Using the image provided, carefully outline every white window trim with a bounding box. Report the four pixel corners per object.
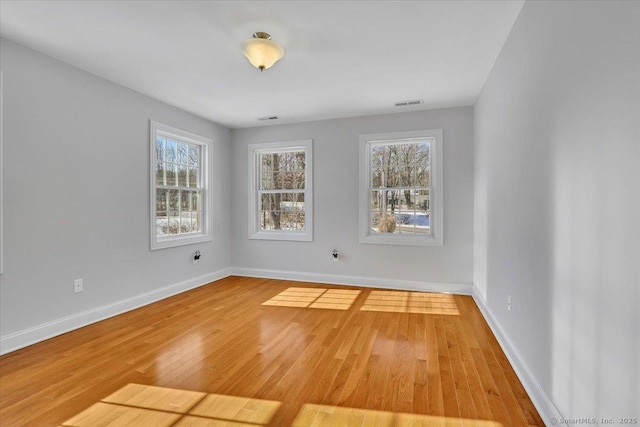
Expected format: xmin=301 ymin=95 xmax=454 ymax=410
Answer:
xmin=359 ymin=129 xmax=443 ymax=247
xmin=149 ymin=120 xmax=213 ymax=250
xmin=248 ymin=139 xmax=313 ymax=241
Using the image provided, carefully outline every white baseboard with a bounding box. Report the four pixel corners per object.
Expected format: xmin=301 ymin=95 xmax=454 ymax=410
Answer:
xmin=231 ymin=267 xmax=473 ymax=295
xmin=471 ymin=287 xmax=562 ymax=426
xmin=0 ymin=268 xmax=231 ymax=355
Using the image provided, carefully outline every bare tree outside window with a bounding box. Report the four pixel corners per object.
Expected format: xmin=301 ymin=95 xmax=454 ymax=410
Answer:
xmin=249 ymin=139 xmax=313 ymax=242
xmin=154 ymin=136 xmax=202 ymax=237
xmin=259 ymin=150 xmax=306 ymax=231
xmin=370 ymin=139 xmax=431 ymax=235
xmin=150 ymin=121 xmax=212 ymax=250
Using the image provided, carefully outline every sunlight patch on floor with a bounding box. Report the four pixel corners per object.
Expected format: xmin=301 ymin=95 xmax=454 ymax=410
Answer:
xmin=360 ymin=291 xmax=460 ymax=315
xmin=262 ymin=287 xmax=361 ymax=310
xmin=61 ymin=383 xmax=280 ymax=427
xmin=292 ymin=404 xmax=502 ymax=427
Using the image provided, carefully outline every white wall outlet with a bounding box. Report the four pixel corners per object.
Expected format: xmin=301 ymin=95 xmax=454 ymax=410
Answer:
xmin=74 ymin=278 xmax=83 ymax=293
xmin=507 ymin=295 xmax=512 ymax=312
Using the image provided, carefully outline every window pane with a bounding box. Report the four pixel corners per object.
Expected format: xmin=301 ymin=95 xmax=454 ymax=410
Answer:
xmin=155 ymin=137 xmax=165 ymax=162
xmin=292 ymin=192 xmax=305 ymax=212
xmin=385 ymin=189 xmax=401 ymax=212
xmin=167 ymin=212 xmax=180 ymax=235
xmin=260 ymin=160 xmax=280 ymax=189
xmin=295 ymin=171 xmax=305 ymax=189
xmin=371 ymin=141 xmax=430 ymax=189
xmin=398 ymin=189 xmax=415 ymax=211
xmin=155 ymin=163 xmax=165 ymax=186
xmin=166 ymin=140 xmax=177 ymax=163
xmin=180 ymin=190 xmax=191 ymax=211
xmin=189 ymin=146 xmax=199 ymax=167
xmin=177 ymin=142 xmax=188 ymax=164
xmin=280 ymin=210 xmax=294 ymax=230
xmin=156 ymin=188 xmax=168 ymax=212
xmin=178 ymin=165 xmax=188 ymax=187
xmin=192 ymin=191 xmax=200 ymax=211
xmin=397 ymin=167 xmax=411 ymax=186
xmin=261 ymin=210 xmax=274 ymax=230
xmin=192 ymin=211 xmax=202 ymax=233
xmin=180 ymin=212 xmax=192 ymax=233
xmin=371 ymin=211 xmax=398 ymax=234
xmin=371 ymin=167 xmax=382 ymax=188
xmin=260 ymin=170 xmax=274 ymax=190
xmin=281 ymin=171 xmax=295 ymax=189
xmin=294 ymin=151 xmax=305 ymax=171
xmin=169 ymin=189 xmax=179 ymax=210
xmin=259 ymin=192 xmax=289 ymax=230
xmin=188 ymin=167 xmax=198 ymax=188
xmin=294 ymin=212 xmax=305 ymax=230
xmin=418 ymin=189 xmax=430 ymax=213
xmin=156 ymin=216 xmax=167 ymax=236
xmin=260 ymin=193 xmax=273 ymax=211
xmin=260 ymin=151 xmax=306 ymax=190
xmin=417 ymin=165 xmax=430 ymax=187
xmin=166 ymin=164 xmax=177 ymax=186
xmin=417 ymin=141 xmax=430 ymax=164
xmin=396 ymin=195 xmax=431 ymax=234
xmin=371 ymin=145 xmax=384 ymax=188
xmin=260 ymin=154 xmax=278 ymax=190
xmin=371 ymin=190 xmax=383 ymax=210
xmin=261 ymin=153 xmax=272 ymax=174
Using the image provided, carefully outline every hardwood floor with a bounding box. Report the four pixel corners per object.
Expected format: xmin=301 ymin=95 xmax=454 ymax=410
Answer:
xmin=0 ymin=276 xmax=544 ymax=426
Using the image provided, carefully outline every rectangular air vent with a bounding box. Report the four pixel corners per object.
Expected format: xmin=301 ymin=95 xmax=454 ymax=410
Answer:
xmin=257 ymin=116 xmax=279 ymax=121
xmin=394 ymin=99 xmax=423 ymax=107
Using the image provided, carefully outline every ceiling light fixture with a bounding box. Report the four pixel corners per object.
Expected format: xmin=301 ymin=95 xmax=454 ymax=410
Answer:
xmin=242 ymin=32 xmax=285 ymax=71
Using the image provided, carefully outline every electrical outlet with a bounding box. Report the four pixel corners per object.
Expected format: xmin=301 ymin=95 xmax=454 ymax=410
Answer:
xmin=74 ymin=278 xmax=83 ymax=293
xmin=507 ymin=295 xmax=512 ymax=312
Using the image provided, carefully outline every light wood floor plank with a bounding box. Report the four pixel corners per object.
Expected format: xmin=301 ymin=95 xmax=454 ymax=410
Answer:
xmin=0 ymin=276 xmax=543 ymax=426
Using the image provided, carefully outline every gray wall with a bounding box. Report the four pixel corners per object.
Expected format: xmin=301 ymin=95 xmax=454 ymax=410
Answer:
xmin=0 ymin=38 xmax=232 ymax=337
xmin=231 ymin=108 xmax=474 ymax=287
xmin=474 ymin=0 xmax=639 ymax=420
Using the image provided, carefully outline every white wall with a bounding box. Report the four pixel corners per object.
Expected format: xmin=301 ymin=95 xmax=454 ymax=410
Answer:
xmin=231 ymin=108 xmax=474 ymax=290
xmin=0 ymin=38 xmax=232 ymax=349
xmin=474 ymin=0 xmax=639 ymax=422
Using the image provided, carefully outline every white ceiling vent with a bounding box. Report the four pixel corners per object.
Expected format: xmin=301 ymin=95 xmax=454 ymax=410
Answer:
xmin=257 ymin=116 xmax=279 ymax=121
xmin=394 ymin=99 xmax=424 ymax=107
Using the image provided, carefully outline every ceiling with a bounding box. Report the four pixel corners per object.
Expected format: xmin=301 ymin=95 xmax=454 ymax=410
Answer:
xmin=0 ymin=1 xmax=524 ymax=129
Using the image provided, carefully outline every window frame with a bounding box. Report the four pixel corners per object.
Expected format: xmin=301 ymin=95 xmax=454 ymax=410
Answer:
xmin=149 ymin=120 xmax=212 ymax=250
xmin=359 ymin=129 xmax=443 ymax=247
xmin=248 ymin=139 xmax=313 ymax=242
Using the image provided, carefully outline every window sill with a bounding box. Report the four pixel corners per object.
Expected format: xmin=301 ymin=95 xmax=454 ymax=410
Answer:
xmin=249 ymin=230 xmax=313 ymax=242
xmin=360 ymin=233 xmax=442 ymax=247
xmin=151 ymin=233 xmax=212 ymax=250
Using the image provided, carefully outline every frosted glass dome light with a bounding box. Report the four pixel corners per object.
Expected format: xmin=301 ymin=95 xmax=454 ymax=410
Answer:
xmin=242 ymin=32 xmax=285 ymax=71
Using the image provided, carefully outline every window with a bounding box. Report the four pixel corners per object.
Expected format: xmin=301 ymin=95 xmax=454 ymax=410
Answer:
xmin=150 ymin=121 xmax=212 ymax=250
xmin=359 ymin=130 xmax=443 ymax=246
xmin=248 ymin=140 xmax=313 ymax=241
